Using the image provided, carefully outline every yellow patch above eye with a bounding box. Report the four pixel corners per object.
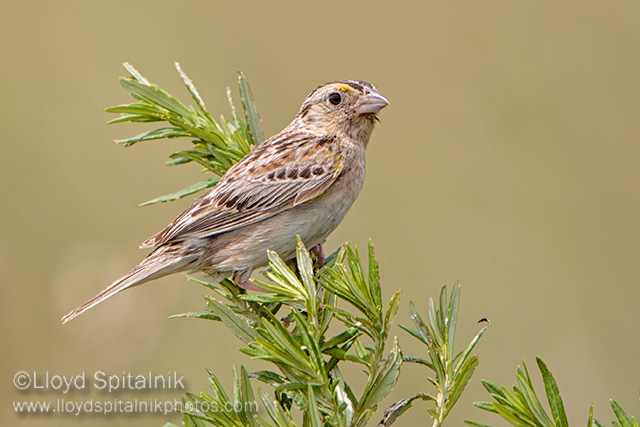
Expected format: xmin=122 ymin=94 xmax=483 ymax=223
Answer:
xmin=335 ymin=83 xmax=355 ymax=92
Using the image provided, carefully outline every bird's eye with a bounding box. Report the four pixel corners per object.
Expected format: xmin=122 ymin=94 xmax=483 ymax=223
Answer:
xmin=328 ymin=92 xmax=342 ymax=105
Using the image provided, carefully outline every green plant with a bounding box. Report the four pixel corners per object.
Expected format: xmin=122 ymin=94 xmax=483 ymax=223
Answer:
xmin=167 ymin=240 xmax=401 ymax=427
xmin=106 ymin=62 xmax=259 ymax=206
xmin=466 ymin=357 xmax=639 ymax=427
xmin=107 ymin=63 xmax=487 ymax=427
xmin=164 ymin=248 xmax=487 ymax=427
xmin=398 ymin=284 xmax=488 ymax=427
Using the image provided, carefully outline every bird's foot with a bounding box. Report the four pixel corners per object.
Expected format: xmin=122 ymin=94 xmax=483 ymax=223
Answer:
xmin=235 ymin=279 xmax=264 ymax=292
xmin=232 ymin=271 xmax=265 ymax=292
xmin=311 ymin=243 xmax=325 ymax=269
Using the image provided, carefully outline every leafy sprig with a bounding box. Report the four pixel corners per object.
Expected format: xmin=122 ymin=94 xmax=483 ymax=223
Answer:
xmin=106 ymin=63 xmax=260 ymax=206
xmin=392 ymin=284 xmax=488 ymax=427
xmin=168 ymin=240 xmax=401 ymax=427
xmin=467 ymin=357 xmax=639 ymax=427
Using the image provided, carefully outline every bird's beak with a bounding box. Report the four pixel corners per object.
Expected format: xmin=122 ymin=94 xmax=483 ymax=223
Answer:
xmin=355 ymin=89 xmax=389 ymax=115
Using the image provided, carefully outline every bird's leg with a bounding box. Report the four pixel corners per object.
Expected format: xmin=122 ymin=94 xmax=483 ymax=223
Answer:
xmin=232 ymin=270 xmax=264 ymax=292
xmin=311 ymin=243 xmax=326 ymax=269
xmin=285 ymin=258 xmax=297 ymax=271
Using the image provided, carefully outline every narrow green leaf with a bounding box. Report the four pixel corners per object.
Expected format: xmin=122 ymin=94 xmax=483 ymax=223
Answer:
xmin=256 ymin=388 xmax=279 ymax=427
xmin=454 ymin=322 xmax=488 ymax=374
xmin=257 ymin=388 xmax=298 ymax=427
xmin=290 ymin=309 xmax=325 ymax=376
xmin=407 ymin=302 xmax=432 ymax=346
xmin=240 ymin=293 xmax=295 ymax=304
xmin=324 ymin=246 xmax=343 ymax=268
xmin=207 ymin=298 xmax=256 ymax=344
xmin=266 ymin=250 xmax=305 ymax=295
xmin=140 ymin=177 xmax=220 ymax=206
xmin=165 ymin=156 xmax=197 ymax=167
xmin=322 ymin=307 xmax=373 ymax=339
xmin=358 ymin=338 xmax=402 ymax=411
xmin=536 ymin=357 xmax=568 ymax=427
xmin=353 ymin=339 xmax=370 ymax=363
xmin=186 ymin=275 xmax=230 ymax=296
xmin=439 ymin=284 xmax=448 ymax=338
xmin=480 ymin=380 xmax=503 ymax=397
xmin=320 ymin=272 xmax=370 ymax=319
xmin=105 ymin=102 xmax=166 ymax=117
xmin=319 ymin=290 xmax=336 ymax=335
xmin=321 ymin=328 xmax=359 ymax=351
xmin=611 ymin=399 xmax=634 ymax=427
xmin=306 ymin=385 xmax=323 ymax=427
xmin=183 ymin=413 xmax=213 ymax=426
xmin=587 ymin=405 xmax=594 ymax=427
xmin=377 ymin=393 xmax=432 ymax=427
xmin=257 ymin=311 xmax=319 ymax=378
xmin=238 ymin=72 xmax=263 ymax=145
xmin=236 ymin=366 xmax=258 ymax=427
xmin=121 ymin=78 xmax=194 ymax=120
xmin=426 ymin=297 xmax=444 ymax=348
xmin=516 ymin=371 xmax=553 ymax=427
xmin=401 ymin=356 xmax=434 ymax=369
xmin=107 ymin=114 xmax=163 ymax=124
xmin=115 ymin=127 xmax=191 ymax=146
xmin=325 ymin=338 xmax=356 ymax=373
xmin=427 ymin=341 xmax=446 ymax=385
xmin=367 ymin=241 xmax=382 ymax=308
xmin=520 ymin=362 xmax=534 ymax=388
xmin=168 ymin=312 xmax=221 ymax=321
xmin=492 ymin=401 xmax=534 ymax=427
xmin=399 ymin=324 xmax=429 ymax=346
xmin=345 ymin=245 xmax=370 ymax=308
xmin=495 ymin=390 xmax=534 ymax=423
xmin=473 ymin=401 xmax=497 ymax=413
xmin=464 ymin=421 xmax=494 ymax=427
xmin=448 ymin=282 xmax=461 ymax=360
xmin=323 ymin=347 xmax=368 ymax=365
xmin=169 ymin=151 xmax=220 ymax=173
xmin=384 ymin=290 xmax=401 ymax=334
xmin=448 ymin=355 xmax=479 ymax=413
xmin=294 ymin=237 xmax=318 ymax=328
xmin=248 ymin=370 xmax=285 ymax=386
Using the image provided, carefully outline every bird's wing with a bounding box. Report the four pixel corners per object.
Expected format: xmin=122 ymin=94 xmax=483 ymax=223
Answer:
xmin=140 ymin=135 xmax=345 ymax=248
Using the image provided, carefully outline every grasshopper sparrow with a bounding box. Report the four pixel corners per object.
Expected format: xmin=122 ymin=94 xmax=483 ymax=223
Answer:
xmin=62 ymin=80 xmax=388 ymax=323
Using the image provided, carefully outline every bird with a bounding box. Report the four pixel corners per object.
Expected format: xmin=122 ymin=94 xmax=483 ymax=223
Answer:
xmin=61 ymin=80 xmax=389 ymax=324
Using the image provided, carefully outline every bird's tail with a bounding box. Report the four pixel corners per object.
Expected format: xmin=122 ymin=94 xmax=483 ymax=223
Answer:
xmin=61 ymin=245 xmax=198 ymax=324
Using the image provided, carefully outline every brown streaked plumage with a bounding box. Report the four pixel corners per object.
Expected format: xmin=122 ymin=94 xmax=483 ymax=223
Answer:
xmin=61 ymin=80 xmax=389 ymax=324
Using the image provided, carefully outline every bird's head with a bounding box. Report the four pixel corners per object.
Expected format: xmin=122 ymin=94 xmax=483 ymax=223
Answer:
xmin=294 ymin=80 xmax=389 ymax=142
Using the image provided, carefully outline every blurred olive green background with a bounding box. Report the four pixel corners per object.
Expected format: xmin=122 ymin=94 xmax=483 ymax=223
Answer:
xmin=2 ymin=1 xmax=639 ymax=426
